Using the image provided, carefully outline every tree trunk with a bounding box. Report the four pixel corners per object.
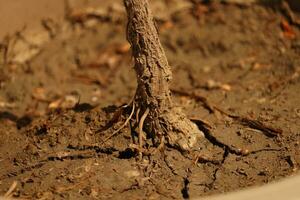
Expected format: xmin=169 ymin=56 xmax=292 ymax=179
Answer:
xmin=124 ymin=0 xmax=203 ymax=151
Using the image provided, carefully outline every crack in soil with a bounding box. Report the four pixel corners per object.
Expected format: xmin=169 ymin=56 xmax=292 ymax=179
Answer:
xmin=194 ymin=120 xmax=248 ymax=156
xmin=181 ymin=168 xmax=191 ymax=199
xmin=0 ymin=162 xmax=44 ymax=180
xmin=163 ymin=152 xmax=193 ymax=199
xmin=0 ymin=145 xmax=119 ymax=180
xmin=67 ymin=144 xmax=117 ymax=155
xmin=46 ymin=151 xmax=97 ymax=161
xmin=206 ymin=149 xmax=229 ymax=189
xmin=163 ymin=154 xmax=182 ymax=177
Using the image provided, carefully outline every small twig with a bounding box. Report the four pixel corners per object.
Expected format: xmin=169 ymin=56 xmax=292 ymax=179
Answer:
xmin=194 ymin=154 xmax=222 ymax=165
xmin=189 ymin=118 xmax=213 ymax=129
xmin=4 ymin=181 xmax=18 ymax=198
xmin=102 ymin=103 xmax=135 ymax=143
xmin=285 ymin=155 xmax=298 ymax=172
xmin=229 ymin=115 xmax=282 ymax=137
xmin=282 ymin=1 xmax=300 ymax=27
xmin=210 ymin=106 xmax=282 ymax=137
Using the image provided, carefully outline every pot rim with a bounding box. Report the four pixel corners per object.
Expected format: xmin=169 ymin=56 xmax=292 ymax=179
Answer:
xmin=199 ymin=173 xmax=300 ymax=200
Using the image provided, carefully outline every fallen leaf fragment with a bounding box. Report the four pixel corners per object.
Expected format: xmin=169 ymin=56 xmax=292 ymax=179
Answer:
xmin=281 ymin=19 xmax=296 ymax=39
xmin=32 ymin=87 xmax=47 ymax=101
xmin=206 ymin=79 xmax=232 ymax=91
xmin=48 ymin=99 xmax=62 ymax=109
xmin=48 ymin=93 xmax=80 ymax=109
xmin=115 ymin=43 xmax=131 ymax=54
xmin=0 ymin=101 xmax=15 ymax=108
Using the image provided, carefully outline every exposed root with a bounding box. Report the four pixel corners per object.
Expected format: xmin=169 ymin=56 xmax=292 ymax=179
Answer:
xmin=230 ymin=116 xmax=282 ymax=137
xmin=135 ymin=108 xmax=140 ymax=124
xmin=173 ymin=89 xmax=282 ymax=138
xmin=100 ymin=100 xmax=204 ymax=156
xmin=138 ymin=108 xmax=150 ymax=149
xmin=125 ymin=103 xmax=205 ymax=155
xmin=126 ymin=106 xmax=205 ymax=156
xmin=161 ymin=107 xmax=205 ymax=151
xmin=102 ymin=103 xmax=135 ymax=144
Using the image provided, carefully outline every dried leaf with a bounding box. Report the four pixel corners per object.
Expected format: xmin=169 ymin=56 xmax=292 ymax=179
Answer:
xmin=220 ymin=84 xmax=232 ymax=91
xmin=32 ymin=87 xmax=47 ymax=101
xmin=281 ymin=19 xmax=296 ymax=39
xmin=48 ymin=99 xmax=63 ymax=109
xmin=0 ymin=101 xmax=15 ymax=108
xmin=48 ymin=92 xmax=80 ymax=110
xmin=206 ymin=79 xmax=232 ymax=91
xmin=115 ymin=43 xmax=131 ymax=54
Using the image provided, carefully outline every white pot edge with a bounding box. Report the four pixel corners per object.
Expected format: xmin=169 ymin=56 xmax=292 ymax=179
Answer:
xmin=198 ymin=173 xmax=300 ymax=200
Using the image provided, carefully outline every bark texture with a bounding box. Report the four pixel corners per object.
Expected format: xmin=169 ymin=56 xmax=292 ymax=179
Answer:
xmin=124 ymin=0 xmax=203 ymax=151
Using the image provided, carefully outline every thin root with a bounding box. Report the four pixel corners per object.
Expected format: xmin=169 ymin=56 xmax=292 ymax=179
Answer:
xmin=138 ymin=108 xmax=150 ymax=149
xmin=136 ymin=108 xmax=140 ymax=124
xmin=102 ymin=103 xmax=135 ymax=144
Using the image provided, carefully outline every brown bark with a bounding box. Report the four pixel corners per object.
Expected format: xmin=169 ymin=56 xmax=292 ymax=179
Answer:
xmin=124 ymin=0 xmax=203 ymax=151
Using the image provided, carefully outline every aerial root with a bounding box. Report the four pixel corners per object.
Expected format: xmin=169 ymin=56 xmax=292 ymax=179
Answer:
xmin=101 ymin=103 xmax=163 ymax=157
xmin=138 ymin=108 xmax=150 ymax=153
xmin=102 ymin=103 xmax=135 ymax=144
xmin=136 ymin=108 xmax=140 ymax=124
xmin=102 ymin=103 xmax=193 ymax=157
xmin=131 ymin=106 xmax=167 ymax=157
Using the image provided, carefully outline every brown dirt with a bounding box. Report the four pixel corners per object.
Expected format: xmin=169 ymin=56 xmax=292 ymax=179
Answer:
xmin=0 ymin=1 xmax=300 ymax=199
